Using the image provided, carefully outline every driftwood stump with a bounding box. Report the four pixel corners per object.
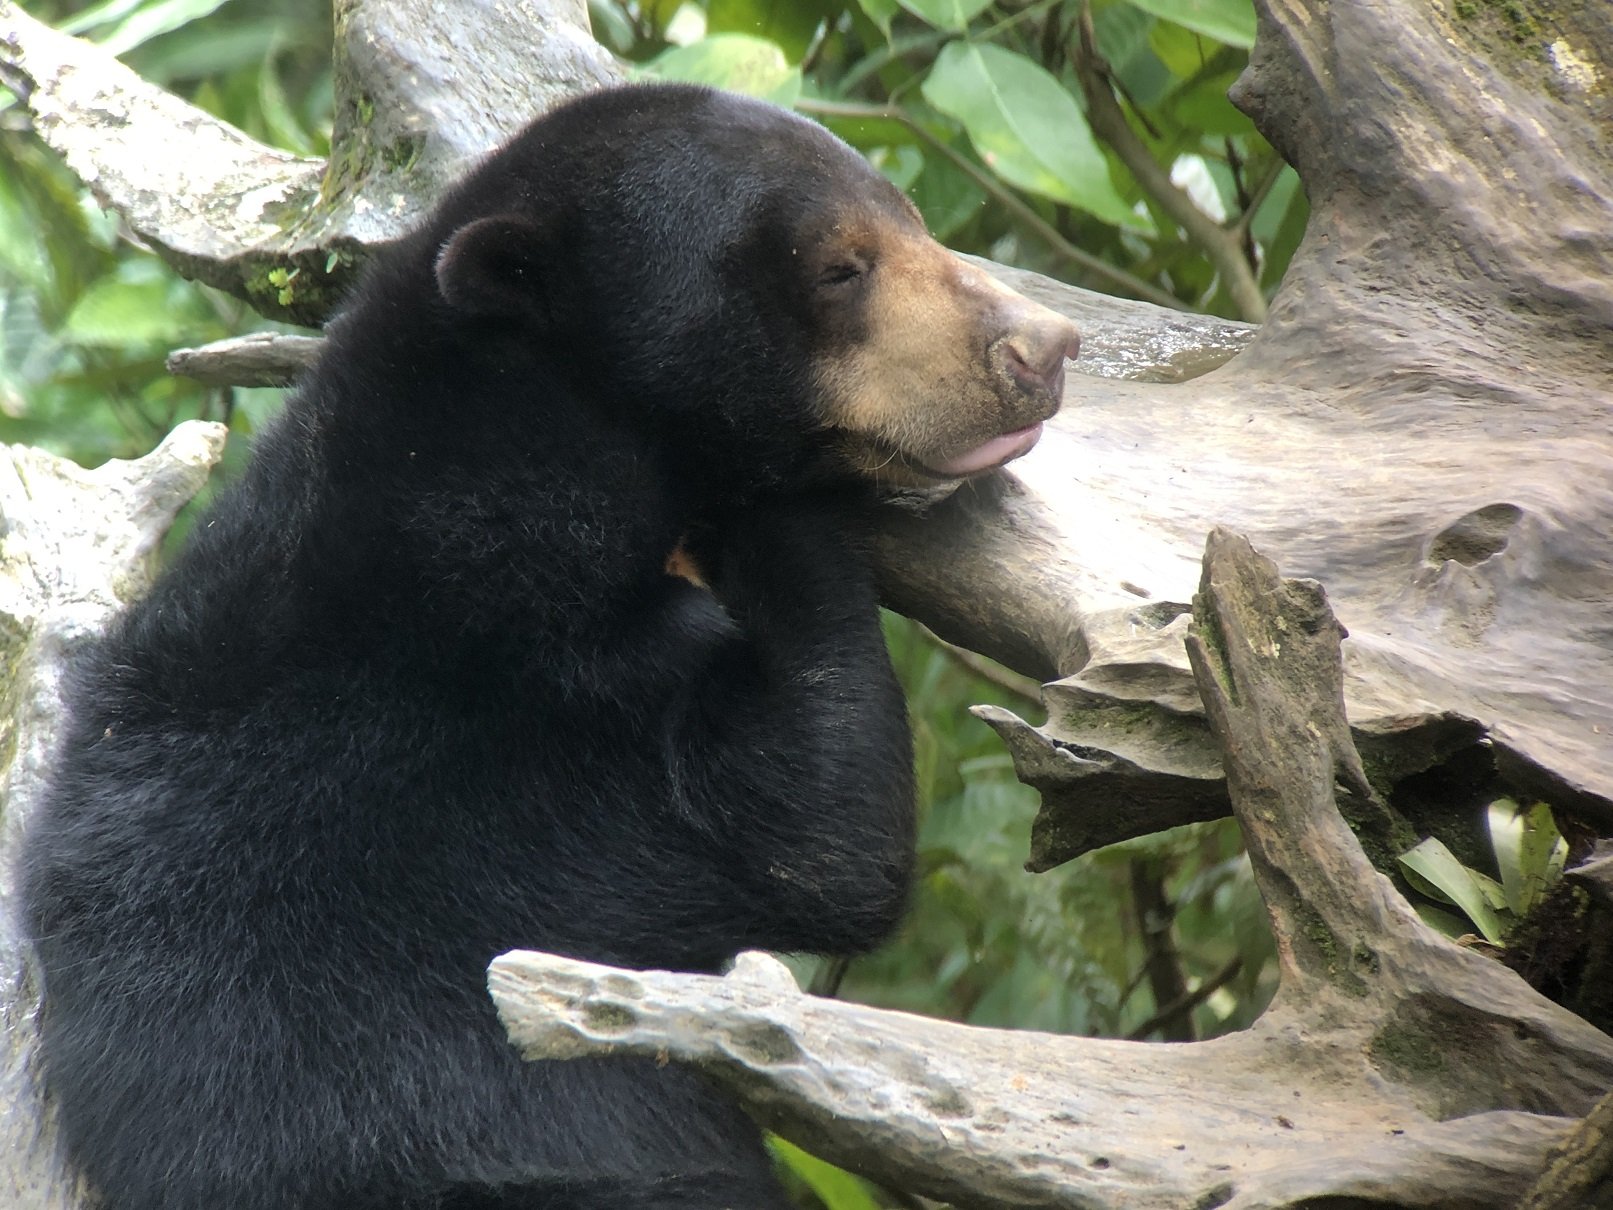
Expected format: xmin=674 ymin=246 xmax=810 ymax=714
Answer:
xmin=873 ymin=0 xmax=1613 ymax=868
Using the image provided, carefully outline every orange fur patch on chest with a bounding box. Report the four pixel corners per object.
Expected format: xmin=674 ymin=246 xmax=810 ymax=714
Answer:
xmin=665 ymin=541 xmax=707 ymax=588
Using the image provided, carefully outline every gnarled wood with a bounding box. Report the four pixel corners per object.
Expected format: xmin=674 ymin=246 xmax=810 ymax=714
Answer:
xmin=0 ymin=425 xmax=228 ymax=1209
xmin=490 ymin=533 xmax=1613 ymax=1209
xmin=875 ymin=0 xmax=1613 ymax=867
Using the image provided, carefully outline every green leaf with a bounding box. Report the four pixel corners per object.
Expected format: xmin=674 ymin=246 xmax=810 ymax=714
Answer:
xmin=867 ymin=144 xmax=925 ymax=192
xmin=1252 ymin=165 xmax=1307 ymax=291
xmin=855 ymin=0 xmax=902 ymax=39
xmin=586 ymin=0 xmax=639 ymax=55
xmin=707 ymin=0 xmax=830 ymax=61
xmin=0 ymin=184 xmax=51 ymax=291
xmin=1168 ymin=68 xmax=1250 ymax=135
xmin=1106 ymin=37 xmax=1173 ymax=109
xmin=257 ymin=53 xmax=318 ymax=157
xmin=909 ymin=148 xmax=980 ymax=240
xmin=59 ymin=0 xmax=148 ymax=37
xmin=61 ymin=277 xmax=191 ymax=347
xmin=898 ymin=0 xmax=994 ymax=31
xmin=1489 ymin=799 xmax=1568 ymax=916
xmin=1398 ymin=837 xmax=1510 ymax=944
xmin=805 ymin=91 xmax=914 ymax=150
xmin=1127 ymin=0 xmax=1257 ymax=49
xmin=95 ymin=0 xmax=236 ymax=58
xmin=1092 ymin=0 xmax=1157 ymax=68
xmin=639 ymin=34 xmax=802 ymax=106
xmin=921 ymin=43 xmax=1137 ymax=227
xmin=127 ymin=18 xmax=283 ymax=84
xmin=768 ymin=1137 xmax=883 ymax=1210
xmin=1412 ymin=902 xmax=1471 ymax=940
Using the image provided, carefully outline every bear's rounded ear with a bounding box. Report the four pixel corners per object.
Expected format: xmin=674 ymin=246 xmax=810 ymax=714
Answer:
xmin=434 ymin=215 xmax=549 ymax=318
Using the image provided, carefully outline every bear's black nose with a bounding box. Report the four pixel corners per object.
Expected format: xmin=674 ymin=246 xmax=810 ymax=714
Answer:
xmin=1004 ymin=321 xmax=1081 ymax=398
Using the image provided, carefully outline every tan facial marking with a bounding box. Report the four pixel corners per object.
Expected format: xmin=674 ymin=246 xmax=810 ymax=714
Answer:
xmin=814 ymin=219 xmax=1082 ymax=484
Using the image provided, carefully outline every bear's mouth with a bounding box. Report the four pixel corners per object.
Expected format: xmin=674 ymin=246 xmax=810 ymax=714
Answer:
xmin=831 ymin=419 xmax=1050 ymax=485
xmin=920 ymin=422 xmax=1044 ymax=478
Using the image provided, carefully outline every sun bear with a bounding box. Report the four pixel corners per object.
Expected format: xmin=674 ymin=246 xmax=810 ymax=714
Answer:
xmin=19 ymin=84 xmax=1080 ymax=1210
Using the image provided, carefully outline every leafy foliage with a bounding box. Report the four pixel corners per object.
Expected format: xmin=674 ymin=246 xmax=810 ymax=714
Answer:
xmin=921 ymin=40 xmax=1137 ymax=227
xmin=1400 ymin=799 xmax=1569 ymax=944
xmin=617 ymin=0 xmax=1305 ymax=315
xmin=1 ymin=0 xmax=330 ymax=464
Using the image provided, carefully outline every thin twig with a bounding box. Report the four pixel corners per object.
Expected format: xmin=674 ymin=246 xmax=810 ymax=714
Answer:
xmin=1228 ymin=158 xmax=1288 ymax=241
xmin=916 ymin=624 xmax=1043 ymax=706
xmin=974 ymin=0 xmax=1062 ymax=45
xmin=1127 ymin=859 xmax=1195 ymax=1042
xmin=1070 ymin=2 xmax=1268 ymax=322
xmin=1125 ymin=955 xmax=1244 ymax=1042
xmin=834 ymin=30 xmax=949 ymax=99
xmin=807 ymin=955 xmax=852 ymax=999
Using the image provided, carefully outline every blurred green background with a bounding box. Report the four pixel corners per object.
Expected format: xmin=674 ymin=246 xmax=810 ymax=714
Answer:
xmin=2 ymin=2 xmax=1298 ymax=1204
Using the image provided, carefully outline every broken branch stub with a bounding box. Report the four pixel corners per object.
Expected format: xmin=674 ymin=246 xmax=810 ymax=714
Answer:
xmin=1185 ymin=532 xmax=1613 ymax=1118
xmin=491 ymin=531 xmax=1613 ymax=1209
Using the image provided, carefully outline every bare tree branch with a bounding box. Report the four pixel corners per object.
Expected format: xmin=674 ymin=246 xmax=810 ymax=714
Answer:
xmin=1068 ymin=2 xmax=1267 ymax=321
xmin=0 ymin=0 xmax=617 ymax=323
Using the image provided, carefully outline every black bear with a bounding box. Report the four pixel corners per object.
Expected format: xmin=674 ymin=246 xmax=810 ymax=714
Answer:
xmin=20 ymin=84 xmax=1079 ymax=1210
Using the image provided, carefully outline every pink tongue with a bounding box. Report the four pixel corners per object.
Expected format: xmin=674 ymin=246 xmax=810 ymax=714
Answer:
xmin=932 ymin=423 xmax=1044 ymax=477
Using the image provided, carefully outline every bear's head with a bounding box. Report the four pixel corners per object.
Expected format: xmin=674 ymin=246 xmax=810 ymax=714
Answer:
xmin=431 ymin=84 xmax=1081 ymax=488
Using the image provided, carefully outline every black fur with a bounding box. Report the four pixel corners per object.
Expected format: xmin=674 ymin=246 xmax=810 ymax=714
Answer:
xmin=20 ymin=85 xmax=916 ymax=1210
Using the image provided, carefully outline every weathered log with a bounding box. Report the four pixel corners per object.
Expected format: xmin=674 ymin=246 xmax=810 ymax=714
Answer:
xmin=491 ymin=532 xmax=1613 ymax=1208
xmin=0 ymin=425 xmax=229 ymax=1210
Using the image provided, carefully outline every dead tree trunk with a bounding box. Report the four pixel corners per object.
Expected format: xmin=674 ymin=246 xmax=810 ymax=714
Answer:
xmin=2 ymin=0 xmax=1610 ymax=1204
